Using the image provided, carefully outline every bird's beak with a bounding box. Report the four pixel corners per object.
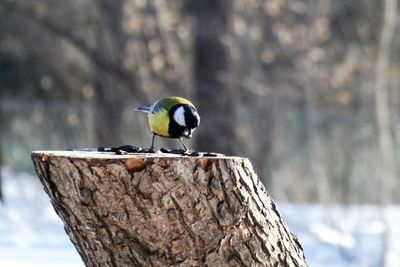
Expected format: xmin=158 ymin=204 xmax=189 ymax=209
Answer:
xmin=183 ymin=129 xmax=193 ymax=138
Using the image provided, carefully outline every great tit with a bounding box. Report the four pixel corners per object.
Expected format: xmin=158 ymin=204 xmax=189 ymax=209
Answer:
xmin=135 ymin=96 xmax=200 ymax=151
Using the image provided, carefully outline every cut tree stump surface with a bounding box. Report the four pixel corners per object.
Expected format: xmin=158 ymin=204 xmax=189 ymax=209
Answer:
xmin=31 ymin=151 xmax=308 ymax=267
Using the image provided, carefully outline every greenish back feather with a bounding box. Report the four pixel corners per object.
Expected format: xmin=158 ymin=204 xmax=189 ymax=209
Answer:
xmin=150 ymin=96 xmax=194 ymax=114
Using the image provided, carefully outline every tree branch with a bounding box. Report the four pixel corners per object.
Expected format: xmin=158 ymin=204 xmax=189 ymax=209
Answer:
xmin=1 ymin=1 xmax=148 ymax=102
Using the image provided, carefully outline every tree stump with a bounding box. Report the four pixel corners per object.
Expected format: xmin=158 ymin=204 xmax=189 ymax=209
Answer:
xmin=31 ymin=151 xmax=307 ymax=267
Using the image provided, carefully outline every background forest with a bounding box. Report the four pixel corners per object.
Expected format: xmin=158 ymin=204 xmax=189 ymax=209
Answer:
xmin=2 ymin=0 xmax=399 ymax=204
xmin=1 ymin=0 xmax=400 ymax=266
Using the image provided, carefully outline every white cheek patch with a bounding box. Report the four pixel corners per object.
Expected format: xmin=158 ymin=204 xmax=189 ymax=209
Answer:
xmin=173 ymin=106 xmax=186 ymax=127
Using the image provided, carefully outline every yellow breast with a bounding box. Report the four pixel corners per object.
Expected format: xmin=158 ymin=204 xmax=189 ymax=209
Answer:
xmin=148 ymin=109 xmax=170 ymax=137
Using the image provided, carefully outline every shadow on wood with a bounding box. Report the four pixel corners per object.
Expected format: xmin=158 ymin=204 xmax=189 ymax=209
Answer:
xmin=31 ymin=151 xmax=308 ymax=267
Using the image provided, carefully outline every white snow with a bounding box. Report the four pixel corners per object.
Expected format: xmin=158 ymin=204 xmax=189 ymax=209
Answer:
xmin=0 ymin=167 xmax=84 ymax=267
xmin=280 ymin=203 xmax=400 ymax=267
xmin=1 ymin=167 xmax=399 ymax=267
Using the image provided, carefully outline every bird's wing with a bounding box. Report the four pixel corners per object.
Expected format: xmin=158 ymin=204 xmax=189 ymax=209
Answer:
xmin=155 ymin=97 xmax=194 ymax=112
xmin=136 ymin=97 xmax=194 ymax=115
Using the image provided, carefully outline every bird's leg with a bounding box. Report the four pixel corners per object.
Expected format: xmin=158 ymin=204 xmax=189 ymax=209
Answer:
xmin=149 ymin=134 xmax=156 ymax=151
xmin=178 ymin=138 xmax=189 ymax=151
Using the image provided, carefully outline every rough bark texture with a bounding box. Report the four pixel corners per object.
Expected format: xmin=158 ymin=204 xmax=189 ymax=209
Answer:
xmin=31 ymin=151 xmax=307 ymax=267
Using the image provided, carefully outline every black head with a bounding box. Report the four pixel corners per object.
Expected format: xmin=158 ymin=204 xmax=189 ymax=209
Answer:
xmin=183 ymin=105 xmax=200 ymax=129
xmin=168 ymin=104 xmax=200 ymax=138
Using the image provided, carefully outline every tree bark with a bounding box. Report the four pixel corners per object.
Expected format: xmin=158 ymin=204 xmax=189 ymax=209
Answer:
xmin=31 ymin=151 xmax=307 ymax=267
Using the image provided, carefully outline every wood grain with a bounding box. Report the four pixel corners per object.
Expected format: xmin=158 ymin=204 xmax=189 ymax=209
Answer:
xmin=31 ymin=151 xmax=307 ymax=267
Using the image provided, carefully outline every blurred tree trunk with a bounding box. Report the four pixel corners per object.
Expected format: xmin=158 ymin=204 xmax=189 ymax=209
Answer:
xmin=92 ymin=0 xmax=127 ymax=147
xmin=32 ymin=151 xmax=308 ymax=267
xmin=375 ymin=0 xmax=397 ymax=266
xmin=259 ymin=99 xmax=273 ymax=190
xmin=374 ymin=0 xmax=397 ymax=204
xmin=305 ymin=1 xmax=331 ymax=203
xmin=93 ymin=77 xmax=125 ymax=146
xmin=194 ymin=1 xmax=237 ymax=155
xmin=0 ymin=106 xmax=3 ymax=202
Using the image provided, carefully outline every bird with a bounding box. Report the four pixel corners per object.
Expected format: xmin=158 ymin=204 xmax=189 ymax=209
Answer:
xmin=135 ymin=96 xmax=200 ymax=151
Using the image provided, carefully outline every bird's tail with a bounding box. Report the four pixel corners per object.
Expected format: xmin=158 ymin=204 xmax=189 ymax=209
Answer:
xmin=134 ymin=106 xmax=151 ymax=113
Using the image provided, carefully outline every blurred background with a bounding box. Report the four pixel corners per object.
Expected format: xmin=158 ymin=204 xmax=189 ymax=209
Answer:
xmin=1 ymin=0 xmax=400 ymax=266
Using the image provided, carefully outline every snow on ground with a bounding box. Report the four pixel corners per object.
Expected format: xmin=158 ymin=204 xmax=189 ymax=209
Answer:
xmin=0 ymin=167 xmax=84 ymax=267
xmin=1 ymin=167 xmax=399 ymax=267
xmin=280 ymin=203 xmax=400 ymax=267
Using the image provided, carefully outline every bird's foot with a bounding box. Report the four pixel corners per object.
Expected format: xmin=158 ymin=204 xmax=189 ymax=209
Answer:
xmin=147 ymin=147 xmax=158 ymax=153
